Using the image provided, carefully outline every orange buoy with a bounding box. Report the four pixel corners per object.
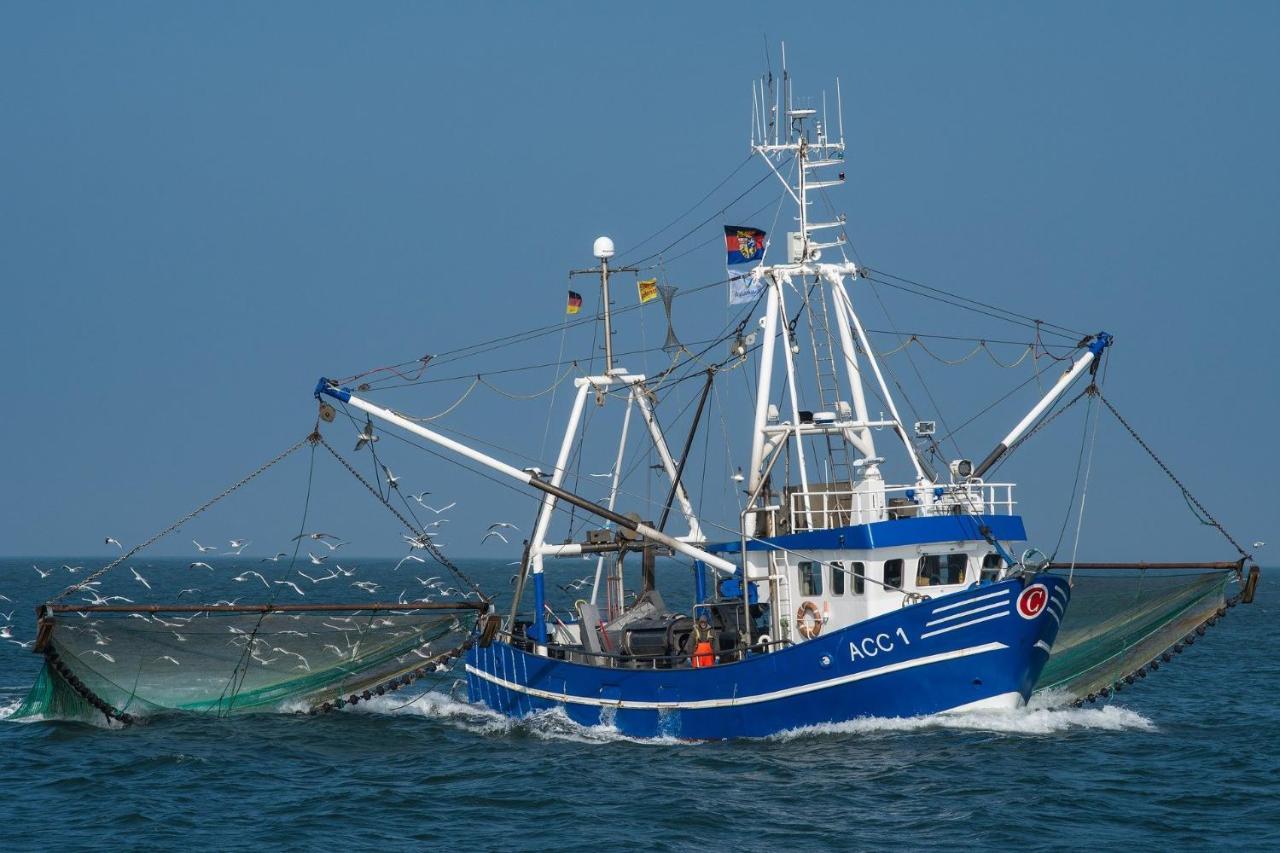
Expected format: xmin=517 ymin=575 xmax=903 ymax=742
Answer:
xmin=797 ymin=601 xmax=823 ymax=639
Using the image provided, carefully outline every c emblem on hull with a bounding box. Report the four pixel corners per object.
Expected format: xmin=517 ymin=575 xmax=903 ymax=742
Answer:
xmin=1016 ymin=583 xmax=1049 ymax=619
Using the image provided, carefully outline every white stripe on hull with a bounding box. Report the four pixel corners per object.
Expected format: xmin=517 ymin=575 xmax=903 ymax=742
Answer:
xmin=467 ymin=641 xmax=1009 ymax=711
xmin=930 ymin=589 xmax=1010 ymax=614
xmin=919 ymin=610 xmax=1009 ymax=640
xmin=925 ymin=600 xmax=1009 ymax=627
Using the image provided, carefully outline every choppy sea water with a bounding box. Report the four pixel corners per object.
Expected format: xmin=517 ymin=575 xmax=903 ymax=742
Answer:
xmin=1 ymin=556 xmax=1276 ymax=852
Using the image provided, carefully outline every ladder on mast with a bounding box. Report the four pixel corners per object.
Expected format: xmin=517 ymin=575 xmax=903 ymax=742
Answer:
xmin=808 ymin=282 xmax=855 ymax=492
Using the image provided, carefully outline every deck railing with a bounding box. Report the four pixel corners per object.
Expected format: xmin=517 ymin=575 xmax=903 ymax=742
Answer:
xmin=787 ymin=481 xmax=1016 ymax=531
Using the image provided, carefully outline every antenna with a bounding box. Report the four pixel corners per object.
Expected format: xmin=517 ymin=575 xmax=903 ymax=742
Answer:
xmin=570 ymin=239 xmax=639 ymax=375
xmin=752 ymin=80 xmax=759 ymax=148
xmin=781 ymin=41 xmax=790 ymax=132
xmin=822 ymin=90 xmax=828 ymax=148
xmin=593 ymin=236 xmax=616 ymax=372
xmin=836 ymin=77 xmax=845 ymax=144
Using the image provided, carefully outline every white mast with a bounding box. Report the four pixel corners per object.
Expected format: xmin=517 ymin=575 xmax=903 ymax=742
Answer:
xmin=746 ymin=56 xmax=924 ymax=497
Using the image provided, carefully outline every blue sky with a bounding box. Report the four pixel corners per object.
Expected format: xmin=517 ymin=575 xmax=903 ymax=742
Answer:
xmin=3 ymin=2 xmax=1275 ymax=563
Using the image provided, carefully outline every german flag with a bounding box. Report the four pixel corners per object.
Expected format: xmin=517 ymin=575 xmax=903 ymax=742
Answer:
xmin=566 ymin=290 xmax=583 ymax=314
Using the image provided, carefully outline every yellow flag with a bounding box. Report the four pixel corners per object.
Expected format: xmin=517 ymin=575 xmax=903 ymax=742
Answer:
xmin=637 ymin=278 xmax=659 ymax=304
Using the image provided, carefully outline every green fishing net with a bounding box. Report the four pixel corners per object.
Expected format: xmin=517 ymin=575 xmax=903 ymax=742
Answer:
xmin=1034 ymin=568 xmax=1233 ymax=699
xmin=11 ymin=606 xmax=477 ymax=723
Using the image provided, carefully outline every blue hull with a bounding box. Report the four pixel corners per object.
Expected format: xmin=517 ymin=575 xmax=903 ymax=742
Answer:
xmin=466 ymin=575 xmax=1069 ymax=739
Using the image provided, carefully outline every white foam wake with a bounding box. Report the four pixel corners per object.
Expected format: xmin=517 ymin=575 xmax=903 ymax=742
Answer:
xmin=353 ymin=689 xmax=686 ymax=745
xmin=0 ymin=696 xmax=22 ymax=720
xmin=770 ymin=698 xmax=1153 ymax=740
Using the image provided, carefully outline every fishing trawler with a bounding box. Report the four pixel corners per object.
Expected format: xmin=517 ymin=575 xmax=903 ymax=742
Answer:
xmin=312 ymin=64 xmax=1249 ymax=738
xmin=19 ymin=55 xmax=1258 ymax=736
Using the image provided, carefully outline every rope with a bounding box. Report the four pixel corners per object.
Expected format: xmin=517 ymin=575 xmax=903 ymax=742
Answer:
xmin=1096 ymin=392 xmax=1252 ymax=560
xmin=986 ymin=387 xmax=1091 ymax=477
xmin=1066 ymin=391 xmax=1103 ymax=582
xmin=52 ymin=433 xmax=315 ymax=602
xmin=218 ymin=437 xmax=319 ymax=715
xmin=399 ymin=377 xmax=479 ymax=422
xmin=315 ymin=436 xmax=488 ymax=600
xmin=478 ymin=362 xmax=577 ymax=400
xmin=982 ymin=342 xmax=1035 ymax=369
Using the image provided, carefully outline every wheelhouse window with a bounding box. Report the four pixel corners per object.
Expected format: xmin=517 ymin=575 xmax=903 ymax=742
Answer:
xmin=917 ymin=554 xmax=968 ymax=586
xmin=981 ymin=553 xmax=1004 ymax=583
xmin=852 ymin=562 xmax=865 ymax=595
xmin=798 ymin=561 xmax=822 ymax=596
xmin=830 ymin=561 xmax=846 ymax=596
xmin=884 ymin=559 xmax=903 ymax=589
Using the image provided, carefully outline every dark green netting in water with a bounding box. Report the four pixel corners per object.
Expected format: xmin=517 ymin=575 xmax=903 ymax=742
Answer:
xmin=1034 ymin=568 xmax=1233 ymax=700
xmin=11 ymin=606 xmax=478 ymax=724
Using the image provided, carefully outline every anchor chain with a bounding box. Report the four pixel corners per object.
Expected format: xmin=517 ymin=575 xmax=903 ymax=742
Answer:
xmin=315 ymin=436 xmax=488 ymax=601
xmin=52 ymin=433 xmax=315 ymax=602
xmin=1096 ymin=392 xmax=1253 ymax=561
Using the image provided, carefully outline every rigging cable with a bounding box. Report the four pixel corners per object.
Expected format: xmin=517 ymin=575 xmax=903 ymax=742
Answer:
xmin=1095 ymin=391 xmax=1254 ymax=561
xmin=50 ymin=433 xmax=314 ymax=602
xmin=1065 ymin=361 xmax=1108 ymax=582
xmin=613 ymin=153 xmax=756 ymax=263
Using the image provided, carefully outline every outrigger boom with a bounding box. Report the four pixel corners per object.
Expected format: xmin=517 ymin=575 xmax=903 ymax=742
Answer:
xmin=314 ymin=380 xmax=738 ymax=577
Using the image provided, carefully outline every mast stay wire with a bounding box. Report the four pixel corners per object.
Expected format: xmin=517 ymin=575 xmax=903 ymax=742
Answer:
xmin=863 ymin=267 xmax=1087 ymax=340
xmin=862 ymin=273 xmax=1083 ymax=342
xmin=864 ymin=276 xmax=964 ymax=463
xmin=619 ymin=162 xmax=786 ymax=269
xmin=612 ymin=153 xmax=756 ymax=263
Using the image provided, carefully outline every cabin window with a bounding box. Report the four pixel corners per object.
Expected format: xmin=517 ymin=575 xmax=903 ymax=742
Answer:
xmin=981 ymin=553 xmax=1004 ymax=583
xmin=917 ymin=554 xmax=968 ymax=586
xmin=884 ymin=559 xmax=903 ymax=589
xmin=852 ymin=562 xmax=865 ymax=595
xmin=830 ymin=561 xmax=846 ymax=596
xmin=798 ymin=561 xmax=822 ymax=596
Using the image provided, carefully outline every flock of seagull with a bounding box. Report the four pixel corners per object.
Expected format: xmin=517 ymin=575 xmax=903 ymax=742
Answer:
xmin=2 ymin=454 xmax=530 ymax=669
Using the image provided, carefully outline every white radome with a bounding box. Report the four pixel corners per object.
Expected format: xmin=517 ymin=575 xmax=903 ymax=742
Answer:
xmin=593 ymin=236 xmax=615 ymax=259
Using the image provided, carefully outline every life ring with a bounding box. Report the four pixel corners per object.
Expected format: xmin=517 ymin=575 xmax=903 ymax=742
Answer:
xmin=796 ymin=601 xmax=823 ymax=639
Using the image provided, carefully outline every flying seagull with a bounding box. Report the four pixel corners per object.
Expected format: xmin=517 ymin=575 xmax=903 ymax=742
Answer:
xmin=307 ymin=552 xmax=328 ymax=565
xmin=226 ymin=539 xmax=251 ymax=555
xmin=190 ymin=561 xmax=214 ymax=571
xmin=294 ymin=532 xmax=343 ymax=543
xmin=260 ymin=552 xmax=288 ymax=562
xmin=488 ymin=522 xmax=519 ymax=532
xmin=105 ymin=537 xmax=124 ymax=550
xmin=33 ymin=565 xmax=51 ymax=579
xmin=395 ymin=554 xmax=426 ymax=572
xmin=193 ymin=540 xmax=218 ymax=553
xmin=130 ymin=568 xmax=152 ymax=590
xmin=481 ymin=530 xmax=508 ymax=545
xmin=382 ymin=465 xmax=400 ymax=490
xmin=274 ymin=580 xmax=306 ymax=597
xmin=355 ymin=419 xmax=378 ymax=451
xmin=233 ymin=570 xmax=271 ymax=588
xmin=415 ymin=500 xmax=456 ymax=515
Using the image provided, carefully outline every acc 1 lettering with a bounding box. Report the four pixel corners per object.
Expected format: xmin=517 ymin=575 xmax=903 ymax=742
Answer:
xmin=850 ymin=632 xmax=897 ymax=661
